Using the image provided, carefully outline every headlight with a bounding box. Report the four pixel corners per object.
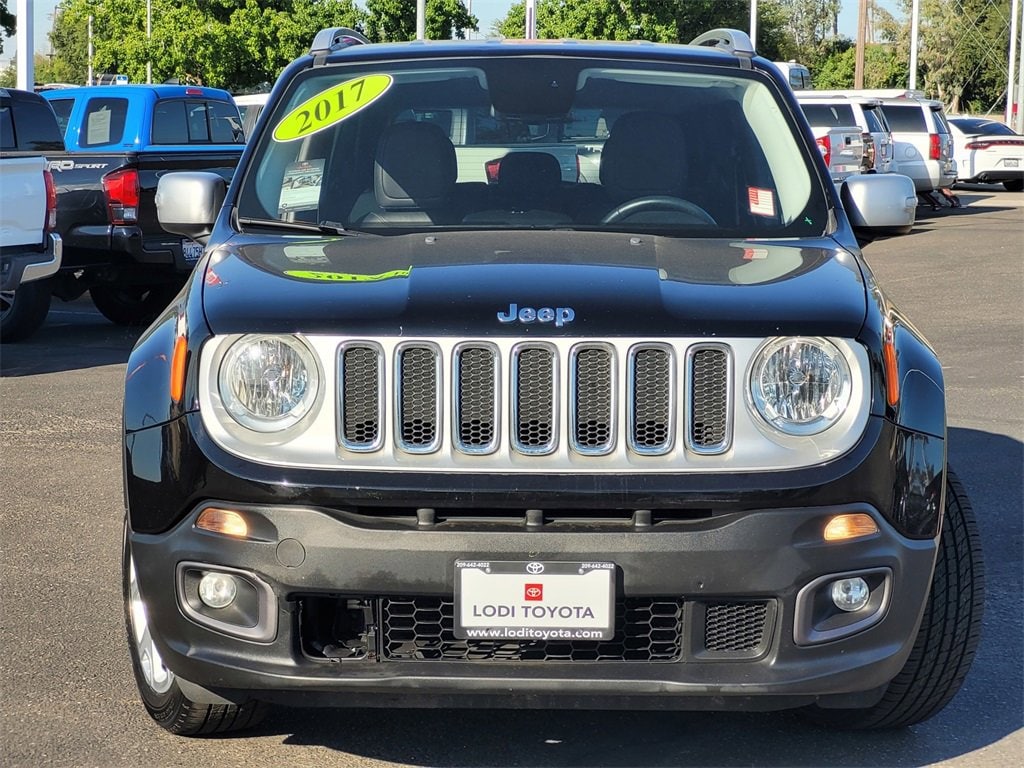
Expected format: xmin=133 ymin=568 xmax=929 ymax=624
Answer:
xmin=748 ymin=337 xmax=852 ymax=436
xmin=218 ymin=335 xmax=319 ymax=432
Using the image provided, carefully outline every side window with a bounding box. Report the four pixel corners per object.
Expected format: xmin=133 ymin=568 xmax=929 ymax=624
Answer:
xmin=151 ymin=100 xmax=190 ymax=144
xmin=0 ymin=100 xmax=14 ymax=149
xmin=48 ymin=98 xmax=75 ymax=136
xmin=880 ymin=104 xmax=926 ymax=132
xmin=81 ymin=97 xmax=128 ymax=147
xmin=931 ymin=109 xmax=951 ymax=135
xmin=207 ymin=100 xmax=244 ymax=143
xmin=16 ymin=99 xmax=65 ymax=151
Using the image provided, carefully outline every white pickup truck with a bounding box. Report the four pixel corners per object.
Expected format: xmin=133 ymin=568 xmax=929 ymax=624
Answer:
xmin=0 ymin=88 xmax=64 ymax=342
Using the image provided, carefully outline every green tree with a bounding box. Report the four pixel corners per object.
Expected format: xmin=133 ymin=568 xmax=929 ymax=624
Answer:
xmin=912 ymin=0 xmax=1012 ymax=113
xmin=47 ymin=0 xmax=365 ymax=91
xmin=363 ymin=0 xmax=477 ymax=42
xmin=0 ymin=54 xmax=61 ymax=87
xmin=813 ymin=42 xmax=907 ymax=89
xmin=494 ymin=0 xmax=788 ymax=59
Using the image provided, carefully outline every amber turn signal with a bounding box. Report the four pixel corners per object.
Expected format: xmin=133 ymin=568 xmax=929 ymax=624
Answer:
xmin=170 ymin=334 xmax=188 ymax=403
xmin=824 ymin=513 xmax=879 ymax=542
xmin=195 ymin=508 xmax=249 ymax=539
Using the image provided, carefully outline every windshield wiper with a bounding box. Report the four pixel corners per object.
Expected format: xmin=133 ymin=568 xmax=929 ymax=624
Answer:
xmin=236 ymin=216 xmax=356 ymax=236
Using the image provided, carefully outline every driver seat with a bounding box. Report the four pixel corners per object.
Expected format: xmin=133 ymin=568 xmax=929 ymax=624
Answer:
xmin=595 ymin=111 xmax=690 ymax=222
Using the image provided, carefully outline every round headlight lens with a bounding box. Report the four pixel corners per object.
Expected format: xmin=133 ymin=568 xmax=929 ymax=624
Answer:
xmin=749 ymin=337 xmax=851 ymax=435
xmin=218 ymin=335 xmax=319 ymax=432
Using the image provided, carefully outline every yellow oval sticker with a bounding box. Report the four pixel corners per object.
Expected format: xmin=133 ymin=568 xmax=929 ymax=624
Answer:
xmin=273 ymin=74 xmax=393 ymax=143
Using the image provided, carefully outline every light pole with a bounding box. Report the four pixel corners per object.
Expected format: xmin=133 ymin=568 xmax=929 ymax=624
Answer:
xmin=146 ymin=0 xmax=152 ymax=84
xmin=88 ymin=13 xmax=93 ymax=86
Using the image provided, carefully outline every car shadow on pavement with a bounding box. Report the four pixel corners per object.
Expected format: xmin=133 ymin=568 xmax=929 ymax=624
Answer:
xmin=233 ymin=426 xmax=1022 ymax=767
xmin=0 ymin=310 xmax=142 ymax=376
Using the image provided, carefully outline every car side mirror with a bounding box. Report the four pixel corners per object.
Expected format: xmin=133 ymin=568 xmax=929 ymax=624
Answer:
xmin=156 ymin=172 xmax=227 ymax=244
xmin=841 ymin=173 xmax=917 ymax=241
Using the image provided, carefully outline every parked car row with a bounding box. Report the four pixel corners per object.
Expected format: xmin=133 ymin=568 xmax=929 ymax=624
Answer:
xmin=796 ymin=88 xmax=1022 ymax=195
xmin=1 ymin=84 xmax=246 ymax=342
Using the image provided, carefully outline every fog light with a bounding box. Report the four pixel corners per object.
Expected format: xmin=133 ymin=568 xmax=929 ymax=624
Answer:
xmin=198 ymin=572 xmax=237 ymax=609
xmin=830 ymin=577 xmax=870 ymax=612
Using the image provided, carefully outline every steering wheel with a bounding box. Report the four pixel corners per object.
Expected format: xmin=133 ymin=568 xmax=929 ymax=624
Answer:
xmin=600 ymin=195 xmax=718 ymax=226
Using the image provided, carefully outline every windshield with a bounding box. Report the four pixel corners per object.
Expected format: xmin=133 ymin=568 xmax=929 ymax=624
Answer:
xmin=237 ymin=55 xmax=830 ymax=237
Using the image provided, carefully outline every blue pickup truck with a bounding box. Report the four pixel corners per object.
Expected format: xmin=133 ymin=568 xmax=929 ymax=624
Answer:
xmin=34 ymin=85 xmax=245 ymax=327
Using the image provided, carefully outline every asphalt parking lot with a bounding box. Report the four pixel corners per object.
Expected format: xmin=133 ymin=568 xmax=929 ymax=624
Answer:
xmin=1 ymin=186 xmax=1021 ymax=767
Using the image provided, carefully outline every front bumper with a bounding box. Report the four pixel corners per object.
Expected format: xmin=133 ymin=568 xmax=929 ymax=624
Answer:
xmin=0 ymin=233 xmax=62 ymax=292
xmin=125 ymin=414 xmax=944 ymax=710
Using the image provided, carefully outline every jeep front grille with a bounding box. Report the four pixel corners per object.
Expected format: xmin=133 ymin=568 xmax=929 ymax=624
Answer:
xmin=334 ymin=339 xmax=732 ymax=463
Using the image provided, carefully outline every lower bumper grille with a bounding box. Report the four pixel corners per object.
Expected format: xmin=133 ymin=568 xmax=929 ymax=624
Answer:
xmin=298 ymin=595 xmax=774 ymax=664
xmin=382 ymin=596 xmax=684 ymax=662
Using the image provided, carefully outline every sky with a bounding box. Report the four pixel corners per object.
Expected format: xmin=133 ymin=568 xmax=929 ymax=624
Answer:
xmin=1 ymin=1 xmax=891 ymax=69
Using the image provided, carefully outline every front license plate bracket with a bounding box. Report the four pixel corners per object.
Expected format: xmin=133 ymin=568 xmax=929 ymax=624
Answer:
xmin=454 ymin=560 xmax=615 ymax=641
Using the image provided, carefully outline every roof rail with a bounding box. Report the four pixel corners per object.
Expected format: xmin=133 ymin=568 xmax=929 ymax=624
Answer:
xmin=310 ymin=27 xmax=371 ymax=57
xmin=688 ymin=28 xmax=755 ymax=68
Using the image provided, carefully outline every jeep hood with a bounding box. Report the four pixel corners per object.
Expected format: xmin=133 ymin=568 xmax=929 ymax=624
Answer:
xmin=200 ymin=230 xmax=867 ymax=338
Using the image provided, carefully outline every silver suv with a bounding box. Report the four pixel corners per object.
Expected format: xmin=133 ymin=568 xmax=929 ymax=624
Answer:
xmin=797 ymin=93 xmax=895 ymax=174
xmin=875 ymin=97 xmax=955 ymax=192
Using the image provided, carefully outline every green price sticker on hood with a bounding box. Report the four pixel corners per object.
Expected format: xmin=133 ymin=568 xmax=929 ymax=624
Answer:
xmin=273 ymin=74 xmax=393 ymax=142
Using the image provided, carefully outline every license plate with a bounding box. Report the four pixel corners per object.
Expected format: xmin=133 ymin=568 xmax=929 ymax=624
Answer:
xmin=182 ymin=239 xmax=204 ymax=262
xmin=1004 ymin=158 xmax=1019 ymax=168
xmin=454 ymin=560 xmax=615 ymax=641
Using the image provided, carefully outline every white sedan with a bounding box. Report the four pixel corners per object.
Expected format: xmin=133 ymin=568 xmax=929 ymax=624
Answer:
xmin=949 ymin=117 xmax=1024 ymax=191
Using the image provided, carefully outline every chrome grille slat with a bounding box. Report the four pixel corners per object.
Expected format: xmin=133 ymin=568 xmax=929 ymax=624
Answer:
xmin=338 ymin=343 xmax=384 ymax=452
xmin=629 ymin=345 xmax=674 ymax=454
xmin=396 ymin=344 xmax=441 ymax=453
xmin=687 ymin=345 xmax=731 ymax=454
xmin=512 ymin=345 xmax=557 ymax=454
xmin=571 ymin=345 xmax=615 ymax=455
xmin=454 ymin=345 xmax=499 ymax=453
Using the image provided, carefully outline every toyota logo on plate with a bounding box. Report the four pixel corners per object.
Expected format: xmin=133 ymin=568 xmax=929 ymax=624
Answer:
xmin=526 ymin=562 xmax=545 ymax=574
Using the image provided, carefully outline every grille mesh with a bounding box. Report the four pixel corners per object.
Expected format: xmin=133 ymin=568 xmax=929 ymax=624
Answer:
xmin=631 ymin=348 xmax=672 ymax=451
xmin=456 ymin=347 xmax=497 ymax=449
xmin=689 ymin=348 xmax=729 ymax=451
xmin=399 ymin=347 xmax=438 ymax=448
xmin=573 ymin=347 xmax=613 ymax=452
xmin=515 ymin=347 xmax=555 ymax=451
xmin=382 ymin=597 xmax=684 ymax=662
xmin=341 ymin=346 xmax=380 ymax=448
xmin=704 ymin=601 xmax=769 ymax=652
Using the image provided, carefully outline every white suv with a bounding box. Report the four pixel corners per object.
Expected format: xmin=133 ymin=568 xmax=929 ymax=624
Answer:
xmin=797 ymin=94 xmax=895 ymax=174
xmin=873 ymin=97 xmax=956 ymax=192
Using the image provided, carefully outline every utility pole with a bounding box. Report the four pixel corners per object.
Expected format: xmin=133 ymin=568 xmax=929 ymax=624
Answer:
xmin=1009 ymin=0 xmax=1020 ymax=126
xmin=750 ymin=0 xmax=758 ymax=50
xmin=15 ymin=0 xmax=33 ymax=91
xmin=146 ymin=0 xmax=152 ymax=84
xmin=525 ymin=0 xmax=536 ymax=39
xmin=854 ymin=0 xmax=867 ymax=88
xmin=416 ymin=0 xmax=425 ymax=40
xmin=909 ymin=0 xmax=921 ymax=91
xmin=87 ymin=14 xmax=93 ymax=86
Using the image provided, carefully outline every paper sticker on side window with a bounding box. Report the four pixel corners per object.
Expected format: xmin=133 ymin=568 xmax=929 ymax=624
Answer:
xmin=273 ymin=75 xmax=393 ymax=142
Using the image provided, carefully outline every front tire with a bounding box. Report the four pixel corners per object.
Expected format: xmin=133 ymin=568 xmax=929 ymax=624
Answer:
xmin=1002 ymin=179 xmax=1023 ymax=192
xmin=122 ymin=519 xmax=268 ymax=735
xmin=0 ymin=280 xmax=52 ymax=342
xmin=90 ymin=283 xmax=179 ymax=326
xmin=803 ymin=468 xmax=984 ymax=729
